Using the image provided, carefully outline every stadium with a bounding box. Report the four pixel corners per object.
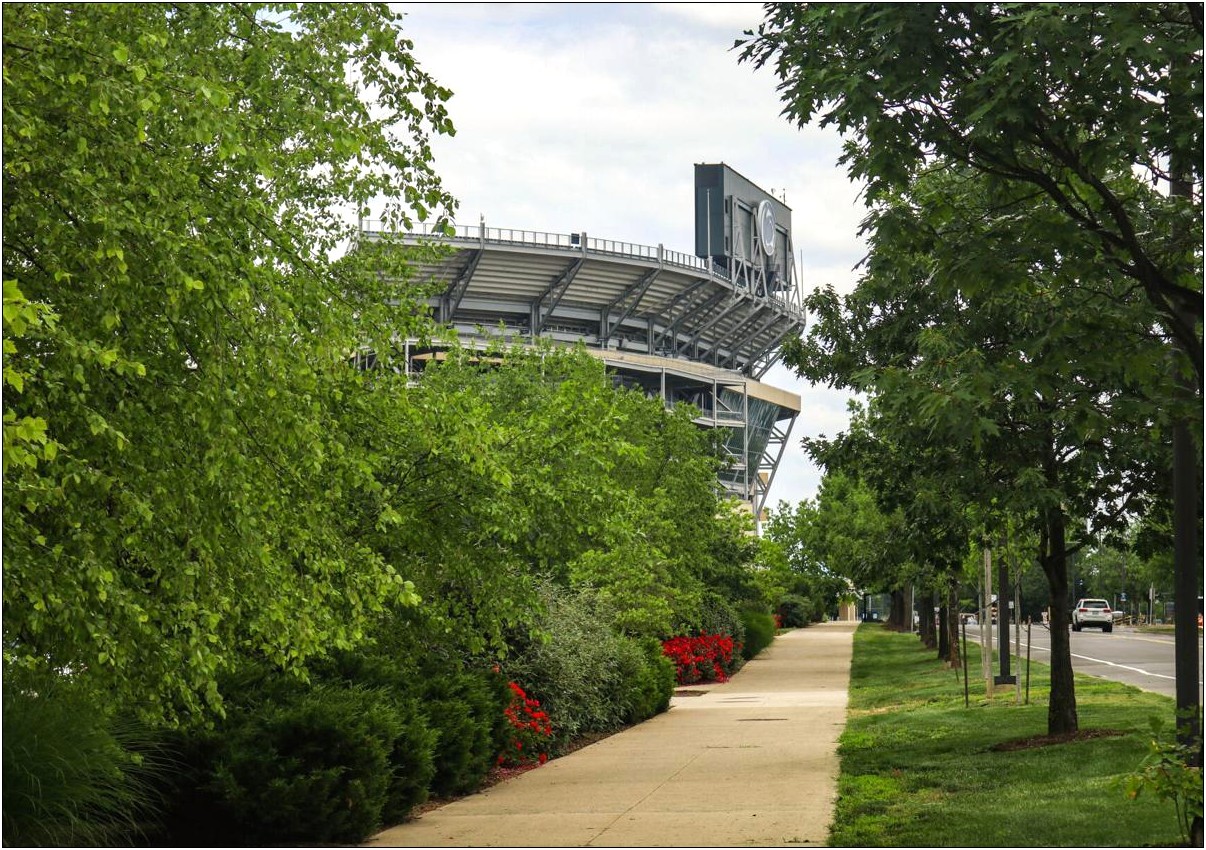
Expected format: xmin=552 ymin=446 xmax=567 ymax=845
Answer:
xmin=360 ymin=164 xmax=805 ymax=519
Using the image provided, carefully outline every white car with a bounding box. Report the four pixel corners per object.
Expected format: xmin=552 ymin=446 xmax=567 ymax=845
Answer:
xmin=1072 ymin=598 xmax=1114 ymax=632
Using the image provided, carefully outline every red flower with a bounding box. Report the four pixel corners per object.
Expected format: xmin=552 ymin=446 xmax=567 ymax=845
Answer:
xmin=497 ymin=679 xmax=553 ymax=768
xmin=662 ymin=632 xmax=740 ymax=684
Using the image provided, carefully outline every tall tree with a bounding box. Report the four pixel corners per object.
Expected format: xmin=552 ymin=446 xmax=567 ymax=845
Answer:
xmin=3 ymin=4 xmax=456 ymax=721
xmin=741 ymin=2 xmax=1201 ymax=757
xmin=791 ymin=164 xmax=1180 ymax=733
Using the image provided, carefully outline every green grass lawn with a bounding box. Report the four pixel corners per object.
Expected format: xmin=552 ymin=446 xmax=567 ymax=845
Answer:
xmin=829 ymin=624 xmax=1191 ymax=847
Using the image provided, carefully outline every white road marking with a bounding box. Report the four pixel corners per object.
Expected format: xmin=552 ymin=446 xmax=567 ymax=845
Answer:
xmin=1018 ymin=641 xmax=1176 ymax=680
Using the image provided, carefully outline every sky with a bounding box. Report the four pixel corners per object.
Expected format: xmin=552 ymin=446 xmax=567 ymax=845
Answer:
xmin=394 ymin=2 xmax=867 ymax=508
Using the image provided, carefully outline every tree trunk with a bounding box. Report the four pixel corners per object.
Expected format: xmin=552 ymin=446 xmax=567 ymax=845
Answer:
xmin=945 ymin=577 xmax=961 ymax=668
xmin=1169 ymin=114 xmax=1202 ymax=847
xmin=1040 ymin=504 xmax=1078 ymax=734
xmin=919 ymin=588 xmax=937 ymax=649
xmin=887 ymin=588 xmax=907 ymax=631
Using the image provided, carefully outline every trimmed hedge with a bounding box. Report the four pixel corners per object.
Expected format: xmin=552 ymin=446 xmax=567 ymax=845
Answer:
xmin=156 ymin=683 xmax=427 ymax=846
xmin=153 ymin=585 xmax=682 ymax=845
xmin=739 ymin=608 xmax=777 ymax=660
xmin=619 ymin=637 xmax=676 ymax=723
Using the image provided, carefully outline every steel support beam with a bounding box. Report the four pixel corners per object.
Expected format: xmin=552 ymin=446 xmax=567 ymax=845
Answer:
xmin=532 ymin=256 xmax=584 ymax=336
xmin=750 ymin=320 xmax=805 ymax=378
xmin=677 ymin=293 xmax=747 ymax=356
xmin=756 ymin=414 xmax=796 ymax=518
xmin=735 ymin=310 xmax=791 ymax=368
xmin=440 ymin=248 xmax=484 ymax=323
xmin=655 ymin=288 xmax=727 ymax=351
xmin=650 ymin=278 xmax=710 ymax=332
xmin=721 ymin=304 xmax=771 ymax=360
xmin=602 ymin=266 xmax=661 ymax=345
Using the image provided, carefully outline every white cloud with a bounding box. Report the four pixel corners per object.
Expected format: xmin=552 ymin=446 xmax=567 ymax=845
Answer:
xmin=394 ymin=3 xmax=867 ymax=505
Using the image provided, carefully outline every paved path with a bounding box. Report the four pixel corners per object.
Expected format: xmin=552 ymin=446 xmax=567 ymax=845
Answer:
xmin=366 ymin=621 xmax=856 ymax=847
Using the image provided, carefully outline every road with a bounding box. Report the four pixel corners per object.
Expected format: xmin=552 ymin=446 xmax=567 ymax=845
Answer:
xmin=966 ymin=624 xmax=1203 ymax=699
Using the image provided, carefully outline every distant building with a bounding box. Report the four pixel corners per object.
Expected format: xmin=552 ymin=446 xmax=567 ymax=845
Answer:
xmin=359 ymin=164 xmax=806 ymax=518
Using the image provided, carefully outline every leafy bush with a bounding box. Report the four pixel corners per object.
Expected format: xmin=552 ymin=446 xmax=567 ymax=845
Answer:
xmin=777 ymin=594 xmax=813 ymax=628
xmin=3 ymin=674 xmax=164 ymax=847
xmin=739 ymin=608 xmax=777 ymax=660
xmin=499 ymin=681 xmax=554 ymax=766
xmin=617 ymin=637 xmax=675 ymax=723
xmin=1125 ymin=715 xmax=1204 ymax=845
xmin=507 ymin=584 xmax=669 ymax=751
xmin=694 ymin=592 xmax=747 ymax=649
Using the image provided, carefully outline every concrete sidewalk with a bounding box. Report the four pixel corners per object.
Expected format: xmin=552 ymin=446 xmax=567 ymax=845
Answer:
xmin=366 ymin=621 xmax=856 ymax=847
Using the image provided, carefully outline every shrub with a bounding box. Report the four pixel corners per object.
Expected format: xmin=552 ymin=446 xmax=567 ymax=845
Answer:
xmin=777 ymin=594 xmax=812 ymax=628
xmin=661 ymin=633 xmax=739 ymax=684
xmin=158 ymin=683 xmax=434 ymax=846
xmin=695 ymin=592 xmax=747 ymax=650
xmin=617 ymin=637 xmax=675 ymax=723
xmin=312 ymin=647 xmax=508 ymax=802
xmin=507 ymin=584 xmax=643 ymax=750
xmin=209 ymin=684 xmax=402 ymax=844
xmin=739 ymin=608 xmax=777 ymax=660
xmin=3 ymin=674 xmax=164 ymax=847
xmin=498 ymin=681 xmax=554 ymax=766
xmin=422 ymin=670 xmax=510 ymax=797
xmin=380 ymin=698 xmax=439 ymax=825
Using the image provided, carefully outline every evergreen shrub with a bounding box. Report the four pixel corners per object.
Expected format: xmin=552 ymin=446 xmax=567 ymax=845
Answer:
xmin=739 ymin=608 xmax=777 ymax=660
xmin=206 ymin=684 xmax=402 ymax=845
xmin=421 ymin=670 xmax=509 ymax=797
xmin=616 ymin=636 xmax=675 ymax=724
xmin=157 ymin=683 xmax=435 ymax=846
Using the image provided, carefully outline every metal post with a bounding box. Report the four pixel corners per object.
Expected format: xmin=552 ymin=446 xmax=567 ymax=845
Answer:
xmin=743 ymin=384 xmax=750 ymax=505
xmin=961 ymin=618 xmax=970 ymax=708
xmin=1025 ymin=619 xmax=1032 ymax=705
xmin=1015 ymin=580 xmax=1022 ymax=704
xmin=983 ymin=546 xmax=994 ymax=697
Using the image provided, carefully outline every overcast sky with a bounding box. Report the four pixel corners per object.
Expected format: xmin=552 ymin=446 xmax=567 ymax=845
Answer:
xmin=395 ymin=2 xmax=867 ymax=508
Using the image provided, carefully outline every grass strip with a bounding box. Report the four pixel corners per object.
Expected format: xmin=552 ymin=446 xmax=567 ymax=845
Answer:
xmin=829 ymin=624 xmax=1185 ymax=847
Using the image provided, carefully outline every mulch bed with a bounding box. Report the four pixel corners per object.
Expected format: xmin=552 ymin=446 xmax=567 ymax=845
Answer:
xmin=989 ymin=728 xmax=1127 ymax=752
xmin=408 ymin=730 xmax=620 ymax=819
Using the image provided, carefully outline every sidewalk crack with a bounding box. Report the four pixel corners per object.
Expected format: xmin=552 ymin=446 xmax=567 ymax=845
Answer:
xmin=586 ymin=750 xmax=706 ymax=846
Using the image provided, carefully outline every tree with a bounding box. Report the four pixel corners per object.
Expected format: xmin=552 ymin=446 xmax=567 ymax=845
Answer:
xmin=789 ymin=164 xmax=1179 ymax=732
xmin=370 ymin=341 xmax=747 ymax=646
xmin=740 ymin=3 xmax=1202 ymax=374
xmin=3 ymin=4 xmax=457 ymax=721
xmin=741 ymin=1 xmax=1201 ymax=762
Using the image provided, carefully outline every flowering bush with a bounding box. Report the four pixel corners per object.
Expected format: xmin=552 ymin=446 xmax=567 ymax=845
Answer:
xmin=661 ymin=633 xmax=739 ymax=685
xmin=498 ymin=681 xmax=553 ymax=767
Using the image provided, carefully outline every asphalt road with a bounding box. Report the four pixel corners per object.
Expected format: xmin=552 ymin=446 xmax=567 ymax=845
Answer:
xmin=966 ymin=623 xmax=1203 ymax=699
